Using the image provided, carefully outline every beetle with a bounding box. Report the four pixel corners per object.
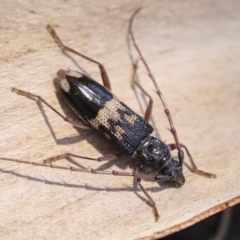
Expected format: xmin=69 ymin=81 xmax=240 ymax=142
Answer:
xmin=1 ymin=8 xmax=216 ymax=221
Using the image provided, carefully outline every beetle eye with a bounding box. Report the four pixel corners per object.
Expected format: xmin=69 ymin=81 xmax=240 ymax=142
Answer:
xmin=163 ymin=145 xmax=169 ymax=154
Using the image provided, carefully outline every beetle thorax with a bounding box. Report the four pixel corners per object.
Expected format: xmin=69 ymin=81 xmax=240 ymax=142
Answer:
xmin=136 ymin=136 xmax=172 ymax=174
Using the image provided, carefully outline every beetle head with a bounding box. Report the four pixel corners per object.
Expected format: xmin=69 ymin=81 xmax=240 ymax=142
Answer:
xmin=160 ymin=159 xmax=185 ymax=187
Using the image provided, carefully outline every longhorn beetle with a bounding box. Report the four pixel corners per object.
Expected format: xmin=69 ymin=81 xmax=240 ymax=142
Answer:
xmin=1 ymin=8 xmax=216 ymax=221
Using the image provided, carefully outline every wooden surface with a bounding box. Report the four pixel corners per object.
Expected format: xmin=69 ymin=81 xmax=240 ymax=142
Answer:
xmin=1 ymin=0 xmax=240 ymax=239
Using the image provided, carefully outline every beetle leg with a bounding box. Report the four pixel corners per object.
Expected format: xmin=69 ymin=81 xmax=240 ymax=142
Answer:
xmin=12 ymin=87 xmax=90 ymax=129
xmin=132 ymin=59 xmax=153 ymax=122
xmin=43 ymin=152 xmax=120 ymax=164
xmin=46 ymin=25 xmax=111 ymax=90
xmin=136 ymin=178 xmax=160 ymax=221
xmin=1 ymin=157 xmax=156 ymax=182
xmin=168 ymin=143 xmax=216 ymax=178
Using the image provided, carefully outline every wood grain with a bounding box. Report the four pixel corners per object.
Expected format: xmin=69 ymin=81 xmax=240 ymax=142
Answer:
xmin=1 ymin=0 xmax=240 ymax=239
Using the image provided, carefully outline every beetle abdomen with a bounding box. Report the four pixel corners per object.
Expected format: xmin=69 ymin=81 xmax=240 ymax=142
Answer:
xmin=60 ymin=70 xmax=153 ymax=155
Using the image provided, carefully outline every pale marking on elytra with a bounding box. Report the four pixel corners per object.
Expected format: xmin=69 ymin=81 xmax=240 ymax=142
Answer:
xmin=67 ymin=70 xmax=83 ymax=78
xmin=113 ymin=125 xmax=126 ymax=140
xmin=89 ymin=97 xmax=138 ymax=140
xmin=60 ymin=78 xmax=70 ymax=92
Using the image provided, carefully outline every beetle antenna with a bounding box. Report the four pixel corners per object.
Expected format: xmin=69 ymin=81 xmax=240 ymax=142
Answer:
xmin=128 ymin=8 xmax=182 ymax=153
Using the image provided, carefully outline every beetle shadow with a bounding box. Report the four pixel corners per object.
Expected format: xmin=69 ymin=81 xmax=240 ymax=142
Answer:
xmin=2 ymin=165 xmax=166 ymax=216
xmin=0 ymin=167 xmax=167 ymax=194
xmin=0 ymin=165 xmax=169 ymax=212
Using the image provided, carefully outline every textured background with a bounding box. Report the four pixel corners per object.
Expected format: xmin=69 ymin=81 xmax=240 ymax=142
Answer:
xmin=0 ymin=0 xmax=240 ymax=239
